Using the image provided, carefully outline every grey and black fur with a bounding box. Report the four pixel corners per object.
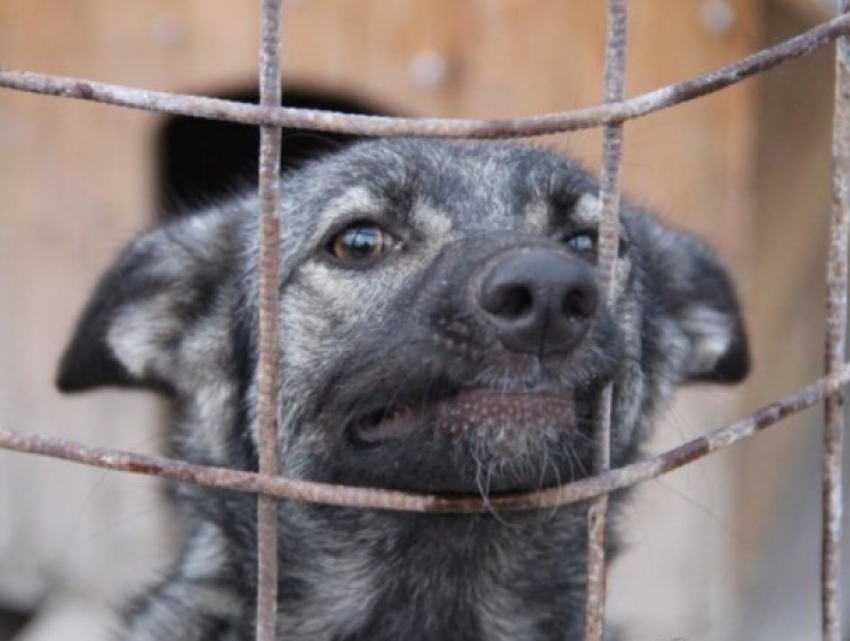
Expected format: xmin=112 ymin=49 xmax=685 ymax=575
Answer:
xmin=57 ymin=139 xmax=749 ymax=641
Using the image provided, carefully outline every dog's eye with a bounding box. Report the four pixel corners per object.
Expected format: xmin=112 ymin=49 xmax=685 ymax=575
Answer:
xmin=563 ymin=231 xmax=597 ymax=253
xmin=328 ymin=223 xmax=397 ymax=263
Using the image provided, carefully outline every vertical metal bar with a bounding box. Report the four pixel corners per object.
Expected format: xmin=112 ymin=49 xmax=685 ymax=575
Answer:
xmin=256 ymin=1 xmax=284 ymax=640
xmin=824 ymin=3 xmax=850 ymax=640
xmin=585 ymin=2 xmax=629 ymax=640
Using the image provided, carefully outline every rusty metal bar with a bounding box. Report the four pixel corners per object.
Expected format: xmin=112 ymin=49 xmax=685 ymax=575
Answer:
xmin=585 ymin=1 xmax=629 ymax=639
xmin=255 ymin=1 xmax=284 ymax=640
xmin=1 ymin=13 xmax=849 ymax=138
xmin=823 ymin=2 xmax=850 ymax=639
xmin=4 ymin=365 xmax=849 ymax=515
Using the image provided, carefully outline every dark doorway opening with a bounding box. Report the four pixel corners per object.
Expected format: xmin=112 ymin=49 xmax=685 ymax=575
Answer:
xmin=156 ymin=88 xmax=390 ymax=219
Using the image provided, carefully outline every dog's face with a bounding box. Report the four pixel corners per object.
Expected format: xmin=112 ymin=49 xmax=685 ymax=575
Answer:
xmin=57 ymin=139 xmax=748 ymax=499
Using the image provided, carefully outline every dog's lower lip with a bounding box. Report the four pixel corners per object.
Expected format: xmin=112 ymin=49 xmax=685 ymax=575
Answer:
xmin=349 ymin=388 xmax=573 ymax=445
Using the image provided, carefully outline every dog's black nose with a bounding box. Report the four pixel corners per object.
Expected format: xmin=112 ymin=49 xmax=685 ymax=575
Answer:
xmin=478 ymin=250 xmax=598 ymax=356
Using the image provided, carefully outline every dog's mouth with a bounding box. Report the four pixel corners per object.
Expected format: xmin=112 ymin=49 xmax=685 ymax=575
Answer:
xmin=348 ymin=387 xmax=575 ymax=446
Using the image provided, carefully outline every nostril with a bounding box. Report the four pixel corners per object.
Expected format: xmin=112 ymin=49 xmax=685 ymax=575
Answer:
xmin=481 ymin=280 xmax=536 ymax=320
xmin=485 ymin=284 xmax=533 ymax=319
xmin=562 ymin=284 xmax=597 ymax=319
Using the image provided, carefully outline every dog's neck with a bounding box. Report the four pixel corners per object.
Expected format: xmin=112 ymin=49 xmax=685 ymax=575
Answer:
xmin=270 ymin=507 xmax=593 ymax=641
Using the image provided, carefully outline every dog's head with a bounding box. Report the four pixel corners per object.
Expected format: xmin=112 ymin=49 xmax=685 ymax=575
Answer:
xmin=57 ymin=140 xmax=748 ymax=496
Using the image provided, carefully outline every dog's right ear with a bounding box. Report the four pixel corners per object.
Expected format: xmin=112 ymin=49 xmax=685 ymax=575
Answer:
xmin=57 ymin=211 xmax=241 ymax=394
xmin=626 ymin=211 xmax=750 ymax=386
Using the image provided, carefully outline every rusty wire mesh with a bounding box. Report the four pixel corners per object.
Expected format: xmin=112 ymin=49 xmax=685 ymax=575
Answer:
xmin=1 ymin=2 xmax=849 ymax=640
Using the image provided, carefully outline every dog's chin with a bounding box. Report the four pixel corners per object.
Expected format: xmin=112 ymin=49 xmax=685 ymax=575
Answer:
xmin=334 ymin=388 xmax=582 ymax=495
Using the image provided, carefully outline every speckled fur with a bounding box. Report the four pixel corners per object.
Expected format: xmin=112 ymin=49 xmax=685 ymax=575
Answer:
xmin=57 ymin=140 xmax=749 ymax=641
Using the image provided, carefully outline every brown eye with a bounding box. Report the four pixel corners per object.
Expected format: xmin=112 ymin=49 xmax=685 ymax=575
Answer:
xmin=329 ymin=223 xmax=395 ymax=263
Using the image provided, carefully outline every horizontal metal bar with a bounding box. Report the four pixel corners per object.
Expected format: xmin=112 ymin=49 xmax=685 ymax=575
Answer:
xmin=0 ymin=14 xmax=848 ymax=137
xmin=1 ymin=365 xmax=849 ymax=514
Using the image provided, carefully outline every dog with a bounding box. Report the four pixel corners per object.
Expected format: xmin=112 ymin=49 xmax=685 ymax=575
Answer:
xmin=57 ymin=139 xmax=749 ymax=641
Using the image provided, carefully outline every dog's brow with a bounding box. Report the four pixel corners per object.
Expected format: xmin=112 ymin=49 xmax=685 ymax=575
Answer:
xmin=313 ymin=186 xmax=388 ymax=238
xmin=539 ymin=190 xmax=589 ymax=232
xmin=573 ymin=194 xmax=602 ymax=226
xmin=410 ymin=201 xmax=454 ymax=239
xmin=523 ymin=198 xmax=551 ymax=235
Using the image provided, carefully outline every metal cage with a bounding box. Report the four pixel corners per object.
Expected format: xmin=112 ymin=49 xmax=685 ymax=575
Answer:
xmin=0 ymin=2 xmax=848 ymax=639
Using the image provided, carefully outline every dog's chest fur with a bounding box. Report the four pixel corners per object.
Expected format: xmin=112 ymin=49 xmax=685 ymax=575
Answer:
xmin=276 ymin=510 xmax=593 ymax=641
xmin=178 ymin=501 xmax=594 ymax=640
xmin=57 ymin=139 xmax=748 ymax=640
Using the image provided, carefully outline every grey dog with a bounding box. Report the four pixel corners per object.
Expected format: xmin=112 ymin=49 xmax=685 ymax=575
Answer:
xmin=57 ymin=139 xmax=748 ymax=641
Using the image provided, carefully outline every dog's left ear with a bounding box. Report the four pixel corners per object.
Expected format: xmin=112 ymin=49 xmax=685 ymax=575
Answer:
xmin=56 ymin=210 xmax=243 ymax=395
xmin=630 ymin=213 xmax=750 ymax=385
